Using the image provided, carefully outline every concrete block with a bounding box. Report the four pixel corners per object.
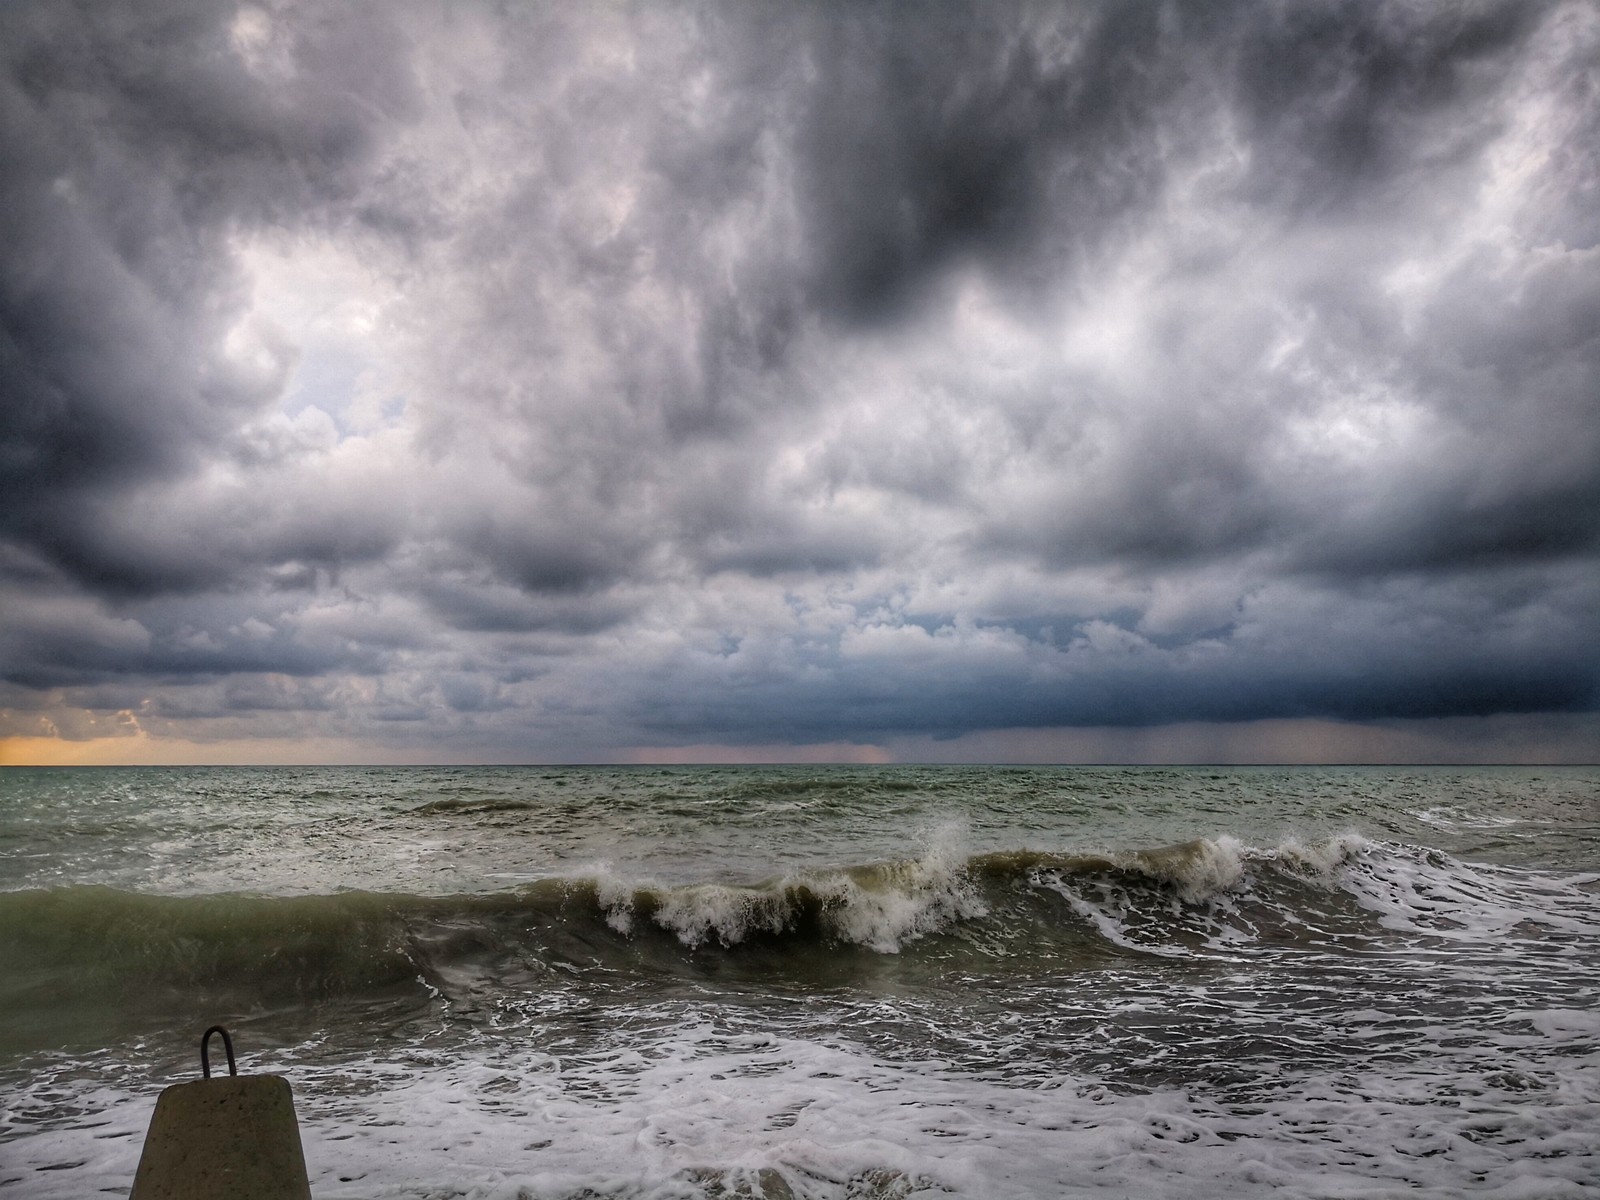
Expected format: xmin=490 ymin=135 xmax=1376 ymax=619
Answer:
xmin=130 ymin=1074 xmax=312 ymax=1200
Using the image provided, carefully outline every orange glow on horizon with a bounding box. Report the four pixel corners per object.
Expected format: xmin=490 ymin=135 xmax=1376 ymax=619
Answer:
xmin=3 ymin=715 xmax=1594 ymax=767
xmin=0 ymin=734 xmax=902 ymax=767
xmin=0 ymin=736 xmax=125 ymax=766
xmin=0 ymin=733 xmax=449 ymax=767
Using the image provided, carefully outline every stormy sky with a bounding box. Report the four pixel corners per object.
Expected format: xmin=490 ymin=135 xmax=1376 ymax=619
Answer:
xmin=2 ymin=0 xmax=1597 ymax=764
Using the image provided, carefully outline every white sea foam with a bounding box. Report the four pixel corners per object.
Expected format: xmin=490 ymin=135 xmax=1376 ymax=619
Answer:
xmin=1528 ymin=1008 xmax=1600 ymax=1040
xmin=1030 ymin=834 xmax=1347 ymax=957
xmin=1266 ymin=831 xmax=1369 ymax=876
xmin=1410 ymin=806 xmax=1527 ymax=831
xmin=1025 ymin=831 xmax=1592 ymax=962
xmin=591 ymin=863 xmax=640 ymax=935
xmin=1333 ymin=841 xmax=1600 ymax=943
xmin=9 ymin=1021 xmax=1598 ymax=1200
xmin=595 ymin=830 xmax=985 ymax=954
xmin=1111 ymin=831 xmax=1365 ymax=904
xmin=813 ymin=824 xmax=984 ymax=953
xmin=1129 ymin=834 xmax=1249 ymax=901
xmin=649 ymin=881 xmax=794 ymax=946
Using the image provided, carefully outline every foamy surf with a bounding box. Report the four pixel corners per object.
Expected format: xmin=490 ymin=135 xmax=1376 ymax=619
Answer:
xmin=1 ymin=833 xmax=1587 ymax=1008
xmin=7 ymin=1018 xmax=1598 ymax=1200
xmin=597 ymin=835 xmax=986 ymax=953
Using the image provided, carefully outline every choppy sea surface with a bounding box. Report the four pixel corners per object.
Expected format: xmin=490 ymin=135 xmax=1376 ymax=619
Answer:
xmin=1 ymin=764 xmax=1597 ymax=1199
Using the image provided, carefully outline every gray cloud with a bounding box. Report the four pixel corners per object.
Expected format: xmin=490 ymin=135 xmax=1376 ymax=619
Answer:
xmin=1 ymin=0 xmax=1595 ymax=760
xmin=0 ymin=0 xmax=416 ymax=593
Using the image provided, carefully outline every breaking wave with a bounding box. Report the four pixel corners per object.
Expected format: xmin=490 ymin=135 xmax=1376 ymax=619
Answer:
xmin=4 ymin=835 xmax=1594 ymax=1023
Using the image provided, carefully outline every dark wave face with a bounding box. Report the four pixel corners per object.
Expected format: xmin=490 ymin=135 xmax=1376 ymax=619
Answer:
xmin=6 ymin=835 xmax=1594 ymax=1063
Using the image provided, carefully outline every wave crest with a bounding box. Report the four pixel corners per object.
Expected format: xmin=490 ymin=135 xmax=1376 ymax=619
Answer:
xmin=10 ymin=832 xmax=1582 ymax=1035
xmin=598 ymin=840 xmax=985 ymax=952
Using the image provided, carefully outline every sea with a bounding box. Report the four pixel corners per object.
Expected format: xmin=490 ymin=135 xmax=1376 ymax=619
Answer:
xmin=1 ymin=764 xmax=1597 ymax=1199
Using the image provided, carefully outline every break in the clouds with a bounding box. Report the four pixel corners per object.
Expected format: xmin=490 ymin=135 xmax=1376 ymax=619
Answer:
xmin=2 ymin=0 xmax=1597 ymax=762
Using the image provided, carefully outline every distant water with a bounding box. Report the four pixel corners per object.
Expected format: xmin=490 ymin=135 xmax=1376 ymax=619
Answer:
xmin=2 ymin=765 xmax=1597 ymax=1198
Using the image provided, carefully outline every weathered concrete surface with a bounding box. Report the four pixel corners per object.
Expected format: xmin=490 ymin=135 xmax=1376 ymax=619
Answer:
xmin=131 ymin=1075 xmax=312 ymax=1200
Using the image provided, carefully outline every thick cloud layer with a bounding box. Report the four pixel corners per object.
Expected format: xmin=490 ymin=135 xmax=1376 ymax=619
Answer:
xmin=2 ymin=0 xmax=1597 ymax=761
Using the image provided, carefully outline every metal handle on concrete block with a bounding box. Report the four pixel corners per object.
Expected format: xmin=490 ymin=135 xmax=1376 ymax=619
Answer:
xmin=200 ymin=1026 xmax=237 ymax=1079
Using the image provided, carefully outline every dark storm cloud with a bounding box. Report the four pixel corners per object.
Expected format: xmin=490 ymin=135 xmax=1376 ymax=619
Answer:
xmin=413 ymin=576 xmax=638 ymax=635
xmin=1229 ymin=4 xmax=1543 ymax=207
xmin=0 ymin=0 xmax=413 ymax=589
xmin=1 ymin=0 xmax=1595 ymax=757
xmin=794 ymin=5 xmax=1156 ymax=322
xmin=928 ymin=2 xmax=1600 ymax=582
xmin=626 ymin=563 xmax=1600 ymax=742
xmin=792 ymin=2 xmax=1544 ymax=320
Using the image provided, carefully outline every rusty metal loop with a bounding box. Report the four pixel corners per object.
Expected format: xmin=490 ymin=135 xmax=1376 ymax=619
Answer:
xmin=200 ymin=1025 xmax=237 ymax=1079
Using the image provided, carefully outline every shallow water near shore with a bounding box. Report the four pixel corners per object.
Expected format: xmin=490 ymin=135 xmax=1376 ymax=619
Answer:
xmin=2 ymin=764 xmax=1597 ymax=1197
